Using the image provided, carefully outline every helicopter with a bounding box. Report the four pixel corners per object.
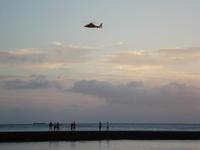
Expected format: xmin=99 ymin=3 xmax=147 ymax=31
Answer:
xmin=84 ymin=22 xmax=103 ymax=29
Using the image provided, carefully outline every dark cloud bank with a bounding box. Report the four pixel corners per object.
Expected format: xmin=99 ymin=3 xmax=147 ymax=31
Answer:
xmin=1 ymin=78 xmax=200 ymax=123
xmin=2 ymin=75 xmax=61 ymax=89
xmin=69 ymin=80 xmax=200 ymax=122
xmin=70 ymin=80 xmax=200 ymax=104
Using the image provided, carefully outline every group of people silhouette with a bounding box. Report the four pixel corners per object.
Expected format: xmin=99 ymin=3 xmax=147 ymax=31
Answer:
xmin=49 ymin=122 xmax=60 ymax=131
xmin=48 ymin=121 xmax=109 ymax=131
xmin=99 ymin=121 xmax=110 ymax=131
xmin=70 ymin=121 xmax=76 ymax=131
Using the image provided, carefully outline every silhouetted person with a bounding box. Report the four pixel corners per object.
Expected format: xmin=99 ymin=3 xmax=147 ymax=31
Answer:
xmin=70 ymin=122 xmax=73 ymax=131
xmin=106 ymin=122 xmax=109 ymax=131
xmin=49 ymin=122 xmax=53 ymax=131
xmin=53 ymin=123 xmax=56 ymax=131
xmin=70 ymin=121 xmax=76 ymax=131
xmin=99 ymin=121 xmax=102 ymax=131
xmin=56 ymin=122 xmax=60 ymax=131
xmin=73 ymin=121 xmax=76 ymax=131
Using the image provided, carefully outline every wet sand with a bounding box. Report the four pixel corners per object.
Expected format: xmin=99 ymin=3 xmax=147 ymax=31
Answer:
xmin=1 ymin=131 xmax=200 ymax=142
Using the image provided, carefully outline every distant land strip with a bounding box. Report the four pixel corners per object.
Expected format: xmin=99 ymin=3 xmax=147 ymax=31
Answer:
xmin=1 ymin=131 xmax=200 ymax=142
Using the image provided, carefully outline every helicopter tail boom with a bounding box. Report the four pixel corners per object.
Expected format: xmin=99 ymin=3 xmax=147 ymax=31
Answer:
xmin=98 ymin=23 xmax=103 ymax=28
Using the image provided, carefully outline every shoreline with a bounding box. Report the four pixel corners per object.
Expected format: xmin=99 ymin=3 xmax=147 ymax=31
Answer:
xmin=1 ymin=131 xmax=200 ymax=142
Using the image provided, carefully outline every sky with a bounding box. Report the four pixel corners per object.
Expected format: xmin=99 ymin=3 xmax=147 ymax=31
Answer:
xmin=0 ymin=0 xmax=200 ymax=123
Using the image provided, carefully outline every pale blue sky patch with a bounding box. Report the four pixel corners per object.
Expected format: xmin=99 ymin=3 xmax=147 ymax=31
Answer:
xmin=1 ymin=0 xmax=200 ymax=50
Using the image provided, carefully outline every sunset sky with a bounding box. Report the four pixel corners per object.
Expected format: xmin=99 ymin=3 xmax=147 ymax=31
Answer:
xmin=0 ymin=0 xmax=200 ymax=123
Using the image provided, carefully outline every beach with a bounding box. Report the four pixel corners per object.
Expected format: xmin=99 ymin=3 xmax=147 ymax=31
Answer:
xmin=1 ymin=131 xmax=200 ymax=142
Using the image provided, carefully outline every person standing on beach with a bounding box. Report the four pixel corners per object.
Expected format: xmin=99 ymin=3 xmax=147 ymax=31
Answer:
xmin=70 ymin=121 xmax=76 ymax=131
xmin=73 ymin=121 xmax=76 ymax=130
xmin=99 ymin=121 xmax=102 ymax=131
xmin=106 ymin=122 xmax=109 ymax=131
xmin=49 ymin=122 xmax=53 ymax=131
xmin=70 ymin=122 xmax=73 ymax=131
xmin=53 ymin=123 xmax=56 ymax=131
xmin=56 ymin=122 xmax=60 ymax=131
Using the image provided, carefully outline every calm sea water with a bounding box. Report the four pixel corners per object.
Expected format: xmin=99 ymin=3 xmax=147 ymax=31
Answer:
xmin=1 ymin=140 xmax=200 ymax=150
xmin=1 ymin=123 xmax=200 ymax=132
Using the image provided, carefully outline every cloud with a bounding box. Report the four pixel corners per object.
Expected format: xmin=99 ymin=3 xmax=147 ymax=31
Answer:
xmin=106 ymin=50 xmax=163 ymax=69
xmin=0 ymin=42 xmax=96 ymax=67
xmin=158 ymin=47 xmax=200 ymax=63
xmin=159 ymin=47 xmax=200 ymax=55
xmin=69 ymin=80 xmax=143 ymax=104
xmin=1 ymin=78 xmax=200 ymax=123
xmin=51 ymin=44 xmax=95 ymax=64
xmin=68 ymin=80 xmax=200 ymax=123
xmin=107 ymin=47 xmax=200 ymax=66
xmin=103 ymin=50 xmax=164 ymax=79
xmin=117 ymin=41 xmax=125 ymax=46
xmin=102 ymin=47 xmax=200 ymax=82
xmin=1 ymin=45 xmax=200 ymax=83
xmin=2 ymin=75 xmax=62 ymax=90
xmin=52 ymin=41 xmax=65 ymax=47
xmin=0 ymin=49 xmax=46 ymax=64
xmin=69 ymin=80 xmax=200 ymax=114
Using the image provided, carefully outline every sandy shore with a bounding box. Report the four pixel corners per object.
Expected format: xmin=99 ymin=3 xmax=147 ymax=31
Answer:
xmin=1 ymin=131 xmax=200 ymax=142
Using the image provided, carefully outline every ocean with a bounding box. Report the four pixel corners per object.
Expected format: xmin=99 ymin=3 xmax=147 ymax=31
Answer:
xmin=1 ymin=123 xmax=200 ymax=132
